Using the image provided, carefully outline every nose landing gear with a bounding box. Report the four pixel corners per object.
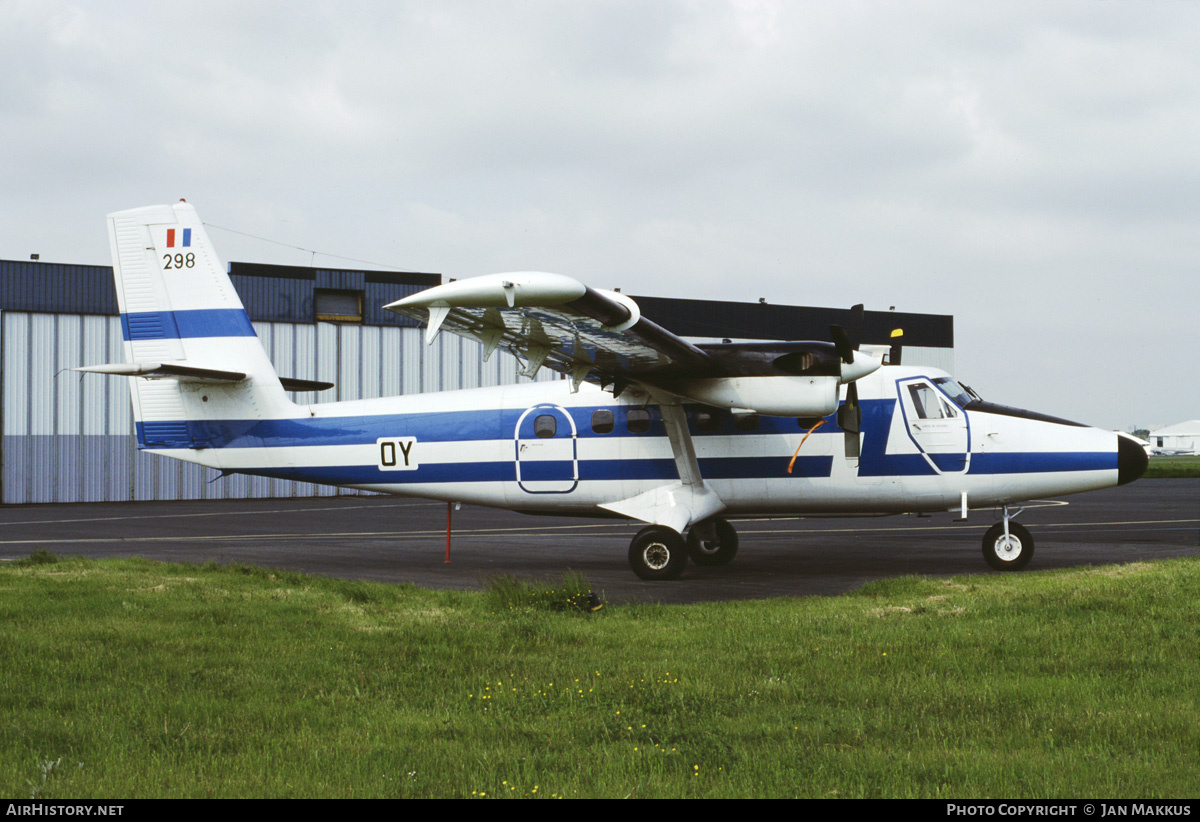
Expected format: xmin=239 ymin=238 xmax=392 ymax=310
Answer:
xmin=982 ymin=505 xmax=1034 ymax=571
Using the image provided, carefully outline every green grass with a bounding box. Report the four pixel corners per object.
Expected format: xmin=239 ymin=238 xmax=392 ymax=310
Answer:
xmin=1144 ymin=455 xmax=1200 ymax=478
xmin=1 ymin=554 xmax=1197 ymax=798
xmin=483 ymin=570 xmax=600 ymax=613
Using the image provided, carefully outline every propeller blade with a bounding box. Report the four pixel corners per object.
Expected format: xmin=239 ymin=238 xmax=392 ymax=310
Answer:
xmin=889 ymin=327 xmax=904 ymax=365
xmin=830 ymin=325 xmax=854 ymax=364
xmin=830 ymin=304 xmax=864 ymax=365
xmin=840 ymin=381 xmax=861 ymax=433
xmin=840 ymin=381 xmax=862 ymax=458
xmin=847 ymin=304 xmax=864 ymax=349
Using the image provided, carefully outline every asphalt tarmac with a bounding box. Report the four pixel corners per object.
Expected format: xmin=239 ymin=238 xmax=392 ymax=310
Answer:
xmin=1 ymin=479 xmax=1196 ymax=604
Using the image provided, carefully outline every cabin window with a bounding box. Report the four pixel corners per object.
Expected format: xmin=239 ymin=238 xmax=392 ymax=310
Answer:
xmin=695 ymin=410 xmax=722 ymax=433
xmin=735 ymin=413 xmax=760 ymax=432
xmin=591 ymin=409 xmax=615 ymax=434
xmin=907 ymin=383 xmax=945 ymax=420
xmin=534 ymin=414 xmax=557 ymax=438
xmin=627 ymin=408 xmax=652 ymax=434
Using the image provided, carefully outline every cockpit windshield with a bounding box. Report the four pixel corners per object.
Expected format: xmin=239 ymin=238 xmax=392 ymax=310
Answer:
xmin=932 ymin=377 xmax=979 ymax=408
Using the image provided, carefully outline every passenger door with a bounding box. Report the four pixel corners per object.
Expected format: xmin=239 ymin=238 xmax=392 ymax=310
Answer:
xmin=514 ymin=404 xmax=579 ymax=494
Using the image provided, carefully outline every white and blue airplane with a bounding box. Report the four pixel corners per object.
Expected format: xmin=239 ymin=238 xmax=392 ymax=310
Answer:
xmin=80 ymin=201 xmax=1148 ymax=580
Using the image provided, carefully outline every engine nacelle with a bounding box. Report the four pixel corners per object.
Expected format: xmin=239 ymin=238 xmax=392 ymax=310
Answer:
xmin=675 ymin=376 xmax=841 ymax=417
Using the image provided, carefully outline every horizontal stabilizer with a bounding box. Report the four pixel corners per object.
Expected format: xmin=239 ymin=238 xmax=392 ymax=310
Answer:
xmin=279 ymin=377 xmax=335 ymax=392
xmin=77 ymin=363 xmax=333 ymax=392
xmin=76 ymin=362 xmax=246 ymax=383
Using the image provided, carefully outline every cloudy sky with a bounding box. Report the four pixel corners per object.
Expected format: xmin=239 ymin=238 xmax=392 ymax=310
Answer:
xmin=2 ymin=0 xmax=1197 ymax=430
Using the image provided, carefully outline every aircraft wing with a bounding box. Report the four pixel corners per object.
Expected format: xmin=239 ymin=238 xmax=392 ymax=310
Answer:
xmin=384 ymin=271 xmax=715 ymax=391
xmin=385 ymin=270 xmax=881 ymax=418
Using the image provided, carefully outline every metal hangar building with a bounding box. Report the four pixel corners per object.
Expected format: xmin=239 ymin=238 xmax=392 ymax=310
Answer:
xmin=0 ymin=258 xmax=954 ymax=504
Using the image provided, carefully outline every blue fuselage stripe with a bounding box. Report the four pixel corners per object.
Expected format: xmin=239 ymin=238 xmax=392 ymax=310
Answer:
xmin=234 ymin=456 xmax=840 ymax=486
xmin=969 ymin=451 xmax=1115 ymax=474
xmin=137 ymin=404 xmax=848 ymax=449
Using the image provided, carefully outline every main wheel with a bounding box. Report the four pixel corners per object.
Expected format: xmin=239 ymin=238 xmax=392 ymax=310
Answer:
xmin=686 ymin=518 xmax=739 ymax=567
xmin=629 ymin=526 xmax=688 ymax=581
xmin=982 ymin=521 xmax=1034 ymax=571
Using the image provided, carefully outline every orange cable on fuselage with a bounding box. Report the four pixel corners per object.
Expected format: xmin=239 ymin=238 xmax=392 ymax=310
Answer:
xmin=787 ymin=419 xmax=827 ymax=474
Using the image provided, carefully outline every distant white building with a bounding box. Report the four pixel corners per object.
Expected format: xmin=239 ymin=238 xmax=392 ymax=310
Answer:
xmin=1147 ymin=420 xmax=1200 ymax=455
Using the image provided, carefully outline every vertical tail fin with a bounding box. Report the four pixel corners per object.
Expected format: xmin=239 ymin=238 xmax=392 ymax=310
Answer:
xmin=104 ymin=202 xmax=295 ymax=448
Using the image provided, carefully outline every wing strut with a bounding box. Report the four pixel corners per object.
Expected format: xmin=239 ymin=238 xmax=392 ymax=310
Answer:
xmin=599 ymin=400 xmax=725 ymax=533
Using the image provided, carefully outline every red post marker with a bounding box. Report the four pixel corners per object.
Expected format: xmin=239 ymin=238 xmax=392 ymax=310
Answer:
xmin=445 ymin=501 xmax=452 ymax=563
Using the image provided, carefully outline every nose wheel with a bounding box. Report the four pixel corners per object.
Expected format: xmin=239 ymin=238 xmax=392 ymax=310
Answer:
xmin=982 ymin=519 xmax=1034 ymax=571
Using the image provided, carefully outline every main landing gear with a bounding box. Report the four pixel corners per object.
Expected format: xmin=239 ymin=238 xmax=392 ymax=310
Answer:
xmin=982 ymin=505 xmax=1034 ymax=571
xmin=627 ymin=509 xmax=1039 ymax=579
xmin=628 ymin=518 xmax=739 ymax=580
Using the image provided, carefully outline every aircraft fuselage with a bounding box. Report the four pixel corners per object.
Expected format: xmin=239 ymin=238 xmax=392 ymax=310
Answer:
xmin=147 ymin=364 xmax=1132 ymax=521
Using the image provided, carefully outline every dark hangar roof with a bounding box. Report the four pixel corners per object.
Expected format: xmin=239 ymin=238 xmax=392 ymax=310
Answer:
xmin=1 ymin=259 xmax=952 ymax=348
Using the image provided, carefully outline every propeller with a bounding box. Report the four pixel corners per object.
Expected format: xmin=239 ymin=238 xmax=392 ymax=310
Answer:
xmin=889 ymin=327 xmax=904 ymax=365
xmin=831 ymin=305 xmax=865 ymax=459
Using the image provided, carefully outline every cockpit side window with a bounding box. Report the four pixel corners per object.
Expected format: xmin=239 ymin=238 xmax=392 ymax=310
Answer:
xmin=908 ymin=383 xmax=945 ymax=420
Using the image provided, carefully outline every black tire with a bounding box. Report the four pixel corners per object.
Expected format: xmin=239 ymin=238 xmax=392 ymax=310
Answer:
xmin=686 ymin=518 xmax=739 ymax=567
xmin=629 ymin=526 xmax=688 ymax=581
xmin=982 ymin=521 xmax=1034 ymax=571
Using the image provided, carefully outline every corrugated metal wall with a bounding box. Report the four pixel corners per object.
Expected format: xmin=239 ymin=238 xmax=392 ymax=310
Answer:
xmin=1 ymin=311 xmax=552 ymax=504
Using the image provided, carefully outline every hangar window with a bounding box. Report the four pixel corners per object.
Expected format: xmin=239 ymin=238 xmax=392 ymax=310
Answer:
xmin=315 ymin=289 xmax=364 ymax=323
xmin=627 ymin=408 xmax=652 ymax=434
xmin=534 ymin=415 xmax=557 ymax=438
xmin=591 ymin=409 xmax=615 ymax=434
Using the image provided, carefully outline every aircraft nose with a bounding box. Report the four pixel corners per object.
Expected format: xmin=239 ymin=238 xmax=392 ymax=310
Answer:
xmin=1117 ymin=434 xmax=1148 ymax=486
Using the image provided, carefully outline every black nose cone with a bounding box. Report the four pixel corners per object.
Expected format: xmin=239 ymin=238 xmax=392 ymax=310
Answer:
xmin=1118 ymin=435 xmax=1148 ymax=485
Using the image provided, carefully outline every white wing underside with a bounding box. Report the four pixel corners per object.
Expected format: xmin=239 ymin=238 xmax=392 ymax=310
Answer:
xmin=385 ymin=271 xmax=704 ymax=389
xmin=397 ymin=302 xmax=672 ymax=382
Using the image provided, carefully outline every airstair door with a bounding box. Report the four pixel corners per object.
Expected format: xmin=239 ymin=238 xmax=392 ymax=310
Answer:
xmin=514 ymin=404 xmax=579 ymax=494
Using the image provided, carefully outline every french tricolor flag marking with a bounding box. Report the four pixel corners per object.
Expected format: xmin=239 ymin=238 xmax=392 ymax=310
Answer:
xmin=165 ymin=228 xmax=192 ymax=248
